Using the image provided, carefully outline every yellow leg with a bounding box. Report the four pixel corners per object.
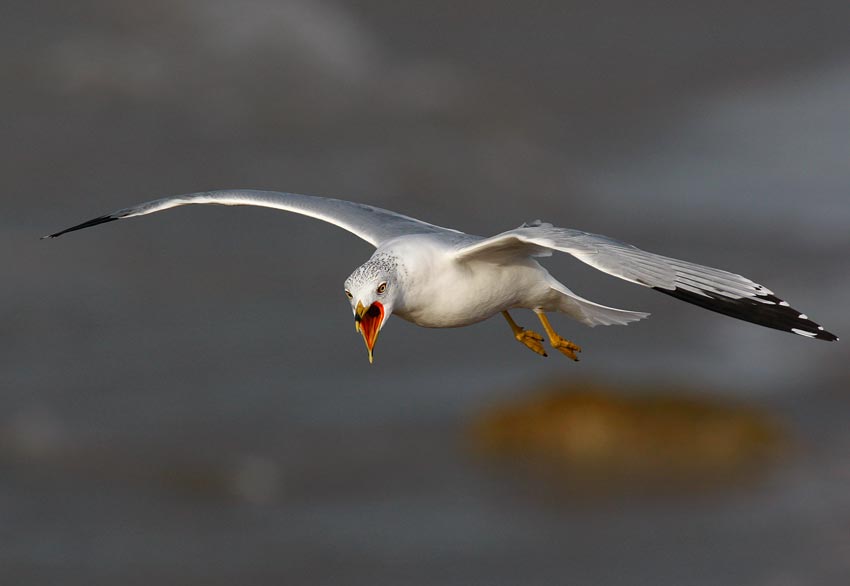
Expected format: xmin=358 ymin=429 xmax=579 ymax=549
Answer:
xmin=502 ymin=311 xmax=547 ymax=357
xmin=535 ymin=311 xmax=582 ymax=361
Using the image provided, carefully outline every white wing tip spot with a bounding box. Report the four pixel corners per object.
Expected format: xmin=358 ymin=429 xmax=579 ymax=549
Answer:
xmin=791 ymin=328 xmax=817 ymax=338
xmin=798 ymin=314 xmax=808 ymax=320
xmin=779 ymin=301 xmax=790 ymax=307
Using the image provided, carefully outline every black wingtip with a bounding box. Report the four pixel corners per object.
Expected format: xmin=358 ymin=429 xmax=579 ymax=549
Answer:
xmin=811 ymin=329 xmax=839 ymax=342
xmin=654 ymin=286 xmax=838 ymax=342
xmin=42 ymin=215 xmax=119 ymax=239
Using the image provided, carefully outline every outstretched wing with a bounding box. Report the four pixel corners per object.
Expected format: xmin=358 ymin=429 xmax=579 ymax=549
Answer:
xmin=454 ymin=223 xmax=838 ymax=341
xmin=43 ymin=189 xmax=459 ymax=247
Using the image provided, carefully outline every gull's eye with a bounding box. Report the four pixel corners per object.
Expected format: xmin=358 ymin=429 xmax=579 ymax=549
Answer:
xmin=376 ymin=282 xmax=387 ymax=295
xmin=345 ymin=290 xmax=353 ymax=299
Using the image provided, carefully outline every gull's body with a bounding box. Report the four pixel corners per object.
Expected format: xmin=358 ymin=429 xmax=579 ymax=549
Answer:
xmin=45 ymin=190 xmax=837 ymax=361
xmin=369 ymin=234 xmax=636 ymax=329
xmin=393 ymin=237 xmax=553 ymax=328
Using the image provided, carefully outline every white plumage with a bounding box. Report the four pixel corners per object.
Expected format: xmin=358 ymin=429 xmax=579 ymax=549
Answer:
xmin=45 ymin=189 xmax=838 ymax=361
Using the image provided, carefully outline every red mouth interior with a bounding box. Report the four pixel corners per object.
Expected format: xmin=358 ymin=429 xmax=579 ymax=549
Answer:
xmin=359 ymin=302 xmax=384 ymax=349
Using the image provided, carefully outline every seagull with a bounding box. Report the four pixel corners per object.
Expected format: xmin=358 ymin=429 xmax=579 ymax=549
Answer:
xmin=44 ymin=190 xmax=838 ymax=362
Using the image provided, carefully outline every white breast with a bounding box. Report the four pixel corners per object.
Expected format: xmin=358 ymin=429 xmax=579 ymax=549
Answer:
xmin=385 ymin=235 xmax=553 ymax=328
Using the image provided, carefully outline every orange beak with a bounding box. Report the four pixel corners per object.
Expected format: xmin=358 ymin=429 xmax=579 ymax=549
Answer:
xmin=354 ymin=301 xmax=384 ymax=364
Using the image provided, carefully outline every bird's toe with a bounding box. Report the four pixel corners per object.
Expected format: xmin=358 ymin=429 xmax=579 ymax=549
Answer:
xmin=515 ymin=329 xmax=548 ymax=357
xmin=551 ymin=337 xmax=582 ymax=361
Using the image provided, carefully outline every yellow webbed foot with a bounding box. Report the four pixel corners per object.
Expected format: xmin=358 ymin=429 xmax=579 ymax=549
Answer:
xmin=534 ymin=311 xmax=582 ymax=361
xmin=515 ymin=328 xmax=548 ymax=357
xmin=502 ymin=310 xmax=548 ymax=358
xmin=550 ymin=336 xmax=582 ymax=361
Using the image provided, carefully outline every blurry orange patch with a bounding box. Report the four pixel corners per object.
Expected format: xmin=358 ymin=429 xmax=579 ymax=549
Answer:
xmin=470 ymin=381 xmax=788 ymax=496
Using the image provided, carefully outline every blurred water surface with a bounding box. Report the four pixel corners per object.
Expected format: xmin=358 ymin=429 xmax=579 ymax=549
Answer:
xmin=3 ymin=1 xmax=850 ymax=584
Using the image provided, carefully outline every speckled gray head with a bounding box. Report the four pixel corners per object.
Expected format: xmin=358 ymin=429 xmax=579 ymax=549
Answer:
xmin=343 ymin=253 xmax=401 ymax=364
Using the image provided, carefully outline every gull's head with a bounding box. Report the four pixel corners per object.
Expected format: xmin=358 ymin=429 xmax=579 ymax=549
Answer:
xmin=344 ymin=254 xmax=401 ymax=364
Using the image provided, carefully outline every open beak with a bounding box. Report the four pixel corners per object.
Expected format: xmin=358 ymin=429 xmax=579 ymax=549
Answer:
xmin=355 ymin=301 xmax=384 ymax=364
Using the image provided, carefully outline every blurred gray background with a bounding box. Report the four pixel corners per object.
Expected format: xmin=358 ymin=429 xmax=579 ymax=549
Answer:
xmin=4 ymin=1 xmax=850 ymax=584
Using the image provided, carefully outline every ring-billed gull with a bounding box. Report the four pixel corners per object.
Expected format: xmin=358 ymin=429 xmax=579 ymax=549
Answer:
xmin=44 ymin=190 xmax=838 ymax=362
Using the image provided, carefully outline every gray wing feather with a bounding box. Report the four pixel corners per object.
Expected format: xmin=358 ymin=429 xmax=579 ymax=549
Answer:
xmin=43 ymin=189 xmax=459 ymax=247
xmin=454 ymin=224 xmax=838 ymax=341
xmin=455 ymin=224 xmax=761 ymax=294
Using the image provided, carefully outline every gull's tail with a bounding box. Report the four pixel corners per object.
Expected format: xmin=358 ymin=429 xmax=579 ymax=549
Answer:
xmin=547 ymin=280 xmax=650 ymax=327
